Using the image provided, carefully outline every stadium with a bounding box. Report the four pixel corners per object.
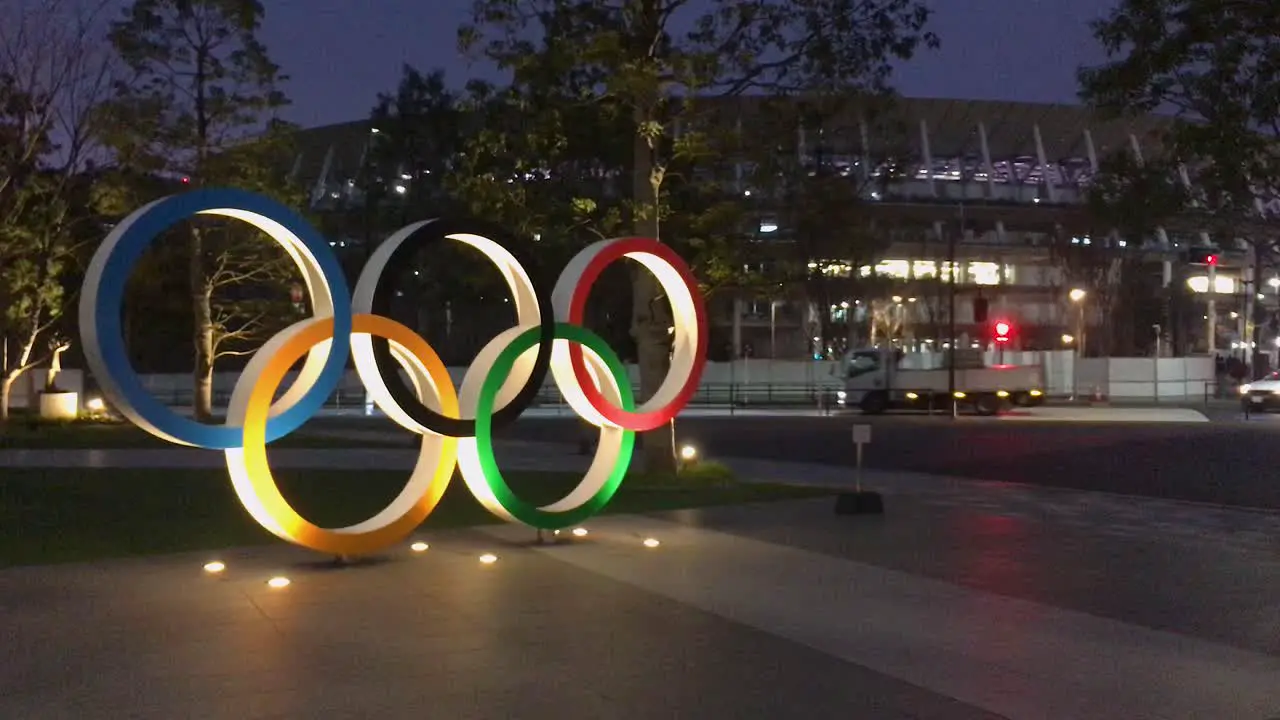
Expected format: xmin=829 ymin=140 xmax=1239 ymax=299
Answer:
xmin=290 ymin=96 xmax=1268 ymax=362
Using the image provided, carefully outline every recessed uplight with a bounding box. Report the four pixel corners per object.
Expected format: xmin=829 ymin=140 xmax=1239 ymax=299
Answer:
xmin=267 ymin=576 xmax=291 ymax=589
xmin=479 ymin=553 xmax=498 ymax=564
xmin=643 ymin=538 xmax=660 ymax=548
xmin=203 ymin=561 xmax=226 ymax=574
xmin=410 ymin=542 xmax=429 ymax=553
xmin=571 ymin=528 xmax=588 ymax=537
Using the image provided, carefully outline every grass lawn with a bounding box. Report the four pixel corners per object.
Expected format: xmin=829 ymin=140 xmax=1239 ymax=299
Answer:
xmin=0 ymin=420 xmax=407 ymax=450
xmin=0 ymin=467 xmax=833 ymax=566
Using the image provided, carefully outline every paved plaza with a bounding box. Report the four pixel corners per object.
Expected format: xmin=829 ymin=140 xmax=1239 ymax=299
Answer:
xmin=1 ymin=440 xmax=1279 ymax=718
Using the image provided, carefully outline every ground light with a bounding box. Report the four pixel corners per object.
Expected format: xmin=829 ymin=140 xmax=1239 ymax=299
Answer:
xmin=571 ymin=527 xmax=588 ymax=537
xmin=410 ymin=542 xmax=429 ymax=553
xmin=479 ymin=553 xmax=498 ymax=564
xmin=679 ymin=444 xmax=697 ymax=461
xmin=267 ymin=576 xmax=290 ymax=589
xmin=203 ymin=561 xmax=226 ymax=574
xmin=643 ymin=538 xmax=660 ymax=548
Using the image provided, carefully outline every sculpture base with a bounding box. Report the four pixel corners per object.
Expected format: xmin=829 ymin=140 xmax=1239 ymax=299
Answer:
xmin=38 ymin=391 xmax=79 ymax=421
xmin=834 ymin=491 xmax=884 ymax=515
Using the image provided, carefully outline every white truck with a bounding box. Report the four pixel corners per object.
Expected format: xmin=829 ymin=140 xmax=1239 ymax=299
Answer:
xmin=836 ymin=348 xmax=1045 ymax=416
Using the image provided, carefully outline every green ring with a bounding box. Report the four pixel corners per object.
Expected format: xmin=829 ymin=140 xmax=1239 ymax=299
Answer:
xmin=474 ymin=322 xmax=635 ymax=529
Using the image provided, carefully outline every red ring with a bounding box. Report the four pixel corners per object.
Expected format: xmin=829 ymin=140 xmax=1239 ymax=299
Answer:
xmin=565 ymin=238 xmax=708 ymax=431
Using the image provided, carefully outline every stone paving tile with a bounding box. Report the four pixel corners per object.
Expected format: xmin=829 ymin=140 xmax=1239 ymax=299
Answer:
xmin=724 ymin=457 xmax=1280 ymax=556
xmin=486 ymin=516 xmax=1280 ymax=720
xmin=0 ymin=531 xmax=1000 ymax=720
xmin=656 ymin=495 xmax=1280 ymax=659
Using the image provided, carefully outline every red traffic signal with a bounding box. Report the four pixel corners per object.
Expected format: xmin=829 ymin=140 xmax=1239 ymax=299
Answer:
xmin=993 ymin=320 xmax=1012 ymax=343
xmin=1185 ymin=249 xmax=1219 ymax=266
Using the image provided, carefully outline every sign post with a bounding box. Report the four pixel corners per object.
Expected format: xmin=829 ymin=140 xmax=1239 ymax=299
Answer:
xmin=852 ymin=423 xmax=871 ymax=492
xmin=835 ymin=423 xmax=883 ymax=515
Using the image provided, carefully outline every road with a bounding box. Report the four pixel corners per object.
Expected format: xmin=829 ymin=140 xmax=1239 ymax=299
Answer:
xmin=493 ymin=410 xmax=1280 ymax=510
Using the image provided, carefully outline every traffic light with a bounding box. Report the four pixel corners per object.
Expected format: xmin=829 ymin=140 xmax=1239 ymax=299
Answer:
xmin=1185 ymin=248 xmax=1219 ymax=266
xmin=993 ymin=320 xmax=1012 ymax=344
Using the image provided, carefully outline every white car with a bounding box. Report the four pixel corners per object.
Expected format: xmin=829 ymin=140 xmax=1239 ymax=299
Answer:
xmin=1240 ymin=371 xmax=1280 ymax=411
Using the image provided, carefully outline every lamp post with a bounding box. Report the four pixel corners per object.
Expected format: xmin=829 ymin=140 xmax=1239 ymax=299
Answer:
xmin=946 ymin=206 xmax=961 ymax=420
xmin=1069 ymin=288 xmax=1086 ymax=400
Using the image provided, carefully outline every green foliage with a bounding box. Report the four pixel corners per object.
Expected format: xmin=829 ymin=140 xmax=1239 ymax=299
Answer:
xmin=0 ymin=0 xmax=112 ymax=418
xmin=98 ymin=0 xmax=301 ymax=405
xmin=0 ymin=177 xmax=78 ymax=362
xmin=632 ymin=459 xmax=738 ymax=488
xmin=366 ymin=67 xmax=468 ymax=217
xmin=1079 ymin=0 xmax=1280 ymax=217
xmin=459 ymin=0 xmax=937 ymax=470
xmin=1078 ymin=0 xmax=1280 ymax=355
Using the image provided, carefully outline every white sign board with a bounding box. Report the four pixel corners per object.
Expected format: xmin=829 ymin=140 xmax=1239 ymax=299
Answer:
xmin=852 ymin=424 xmax=872 ymax=445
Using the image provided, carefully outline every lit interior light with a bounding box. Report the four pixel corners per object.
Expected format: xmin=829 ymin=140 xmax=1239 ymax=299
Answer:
xmin=267 ymin=576 xmax=290 ymax=589
xmin=643 ymin=538 xmax=660 ymax=548
xmin=479 ymin=553 xmax=498 ymax=564
xmin=203 ymin=561 xmax=226 ymax=574
xmin=410 ymin=541 xmax=429 ymax=553
xmin=571 ymin=527 xmax=588 ymax=537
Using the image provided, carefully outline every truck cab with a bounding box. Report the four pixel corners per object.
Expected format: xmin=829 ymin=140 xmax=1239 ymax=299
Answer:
xmin=836 ymin=347 xmax=1044 ymax=416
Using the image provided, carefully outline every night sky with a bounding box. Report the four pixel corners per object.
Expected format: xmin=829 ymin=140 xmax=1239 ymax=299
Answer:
xmin=258 ymin=0 xmax=1119 ymax=128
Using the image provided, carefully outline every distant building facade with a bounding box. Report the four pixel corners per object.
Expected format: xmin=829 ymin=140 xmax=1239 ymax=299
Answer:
xmin=291 ymin=97 xmax=1278 ymax=361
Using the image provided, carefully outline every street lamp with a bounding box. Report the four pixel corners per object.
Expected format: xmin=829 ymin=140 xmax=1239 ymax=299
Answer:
xmin=1069 ymin=289 xmax=1086 ymax=400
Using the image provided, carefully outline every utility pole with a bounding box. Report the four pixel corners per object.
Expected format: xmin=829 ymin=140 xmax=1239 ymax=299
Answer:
xmin=947 ymin=205 xmax=961 ymax=420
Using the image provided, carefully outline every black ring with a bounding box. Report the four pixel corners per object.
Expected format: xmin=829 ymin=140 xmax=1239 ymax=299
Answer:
xmin=365 ymin=218 xmax=554 ymax=437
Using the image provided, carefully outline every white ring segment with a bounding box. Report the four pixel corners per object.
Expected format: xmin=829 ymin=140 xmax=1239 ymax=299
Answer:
xmin=454 ymin=326 xmax=628 ymax=522
xmin=550 ymin=239 xmax=699 ymax=418
xmin=223 ymin=319 xmax=455 ymax=540
xmin=351 ymin=220 xmax=544 ymax=433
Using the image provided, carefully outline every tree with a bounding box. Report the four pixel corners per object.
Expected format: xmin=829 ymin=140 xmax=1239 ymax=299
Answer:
xmin=1073 ymin=151 xmax=1191 ymax=355
xmin=0 ymin=0 xmax=114 ymax=421
xmin=461 ymin=0 xmax=937 ymax=472
xmin=743 ymin=97 xmax=911 ymax=357
xmin=1079 ymin=0 xmax=1280 ymax=364
xmin=100 ymin=0 xmax=301 ymax=420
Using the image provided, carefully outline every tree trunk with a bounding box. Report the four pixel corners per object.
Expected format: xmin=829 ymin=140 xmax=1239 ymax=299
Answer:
xmin=631 ymin=108 xmax=675 ymax=475
xmin=0 ymin=375 xmax=13 ymax=422
xmin=190 ymin=228 xmax=215 ymax=421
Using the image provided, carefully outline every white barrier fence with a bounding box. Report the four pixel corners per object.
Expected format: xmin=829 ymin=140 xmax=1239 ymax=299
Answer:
xmin=1077 ymin=356 xmax=1215 ymax=401
xmin=4 ymin=353 xmax=1215 ymax=410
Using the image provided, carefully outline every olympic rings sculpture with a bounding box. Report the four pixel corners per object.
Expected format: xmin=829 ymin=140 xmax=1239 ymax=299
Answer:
xmin=79 ymin=189 xmax=708 ymax=556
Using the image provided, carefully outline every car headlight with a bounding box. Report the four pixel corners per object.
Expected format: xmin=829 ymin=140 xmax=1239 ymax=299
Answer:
xmin=1240 ymin=384 xmax=1252 ymax=394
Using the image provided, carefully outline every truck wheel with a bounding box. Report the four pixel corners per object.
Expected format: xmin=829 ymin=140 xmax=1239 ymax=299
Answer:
xmin=973 ymin=394 xmax=1002 ymax=416
xmin=860 ymin=391 xmax=889 ymax=415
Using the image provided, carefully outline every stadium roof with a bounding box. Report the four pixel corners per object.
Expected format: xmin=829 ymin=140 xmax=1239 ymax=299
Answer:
xmin=291 ymin=97 xmax=1176 ymax=187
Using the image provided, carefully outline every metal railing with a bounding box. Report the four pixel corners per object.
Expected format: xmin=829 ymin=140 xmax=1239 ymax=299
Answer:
xmin=145 ymin=382 xmax=846 ymax=412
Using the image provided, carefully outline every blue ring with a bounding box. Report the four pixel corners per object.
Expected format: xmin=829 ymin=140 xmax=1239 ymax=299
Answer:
xmin=88 ymin=188 xmax=351 ymax=449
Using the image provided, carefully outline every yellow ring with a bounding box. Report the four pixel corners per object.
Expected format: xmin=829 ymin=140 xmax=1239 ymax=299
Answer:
xmin=226 ymin=314 xmax=458 ymax=555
